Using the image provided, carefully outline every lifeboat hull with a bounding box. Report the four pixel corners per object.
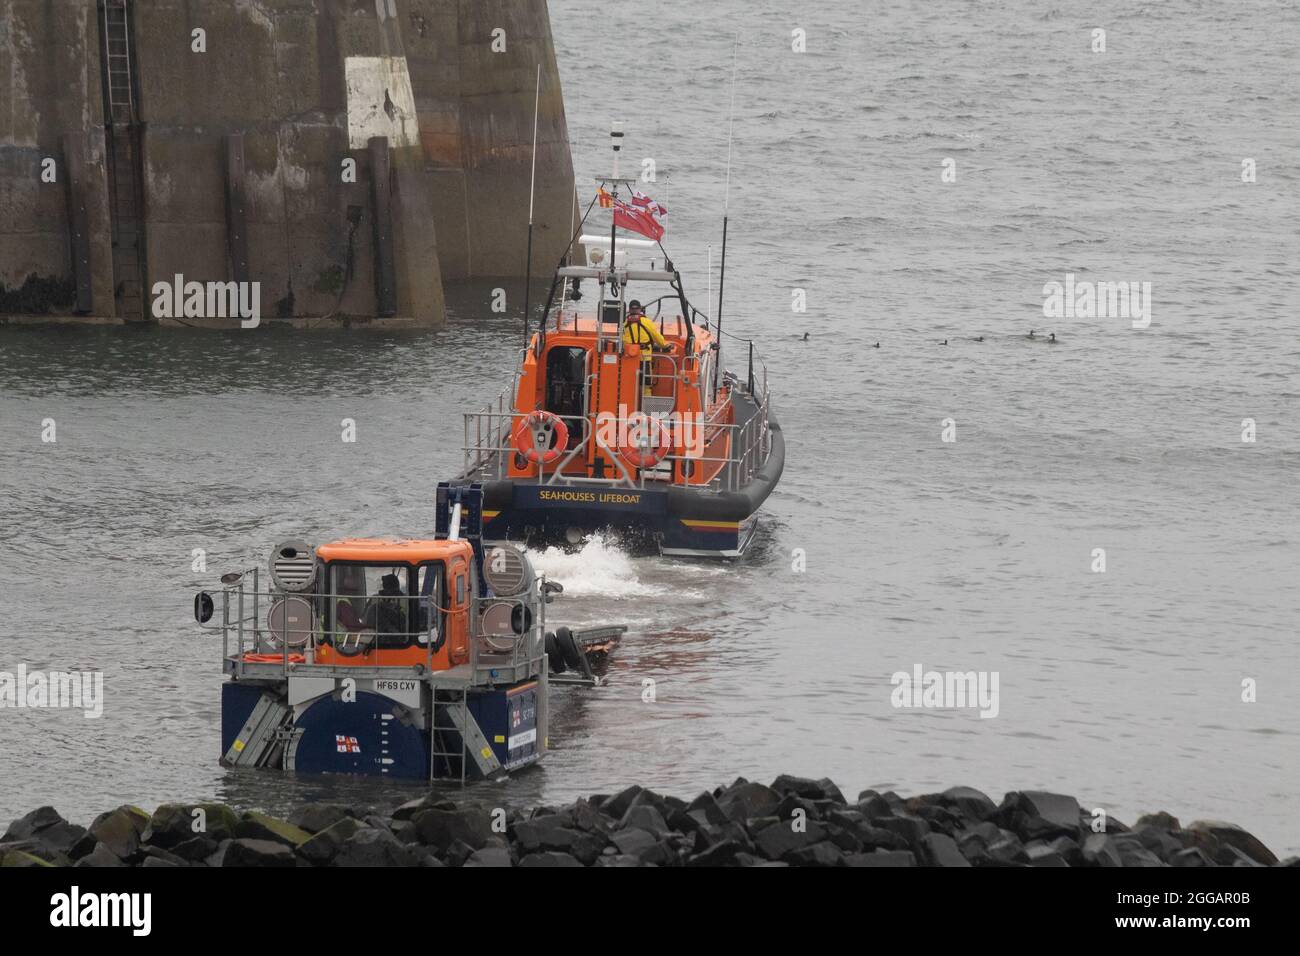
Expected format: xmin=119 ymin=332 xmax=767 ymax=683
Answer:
xmin=438 ymin=415 xmax=783 ymax=559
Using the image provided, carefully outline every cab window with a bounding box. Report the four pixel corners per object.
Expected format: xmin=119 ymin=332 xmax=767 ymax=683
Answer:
xmin=328 ymin=564 xmax=412 ymax=646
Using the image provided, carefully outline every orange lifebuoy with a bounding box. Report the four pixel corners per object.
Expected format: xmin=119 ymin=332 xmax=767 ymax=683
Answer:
xmin=620 ymin=418 xmax=672 ymax=469
xmin=513 ymin=410 xmax=569 ymax=464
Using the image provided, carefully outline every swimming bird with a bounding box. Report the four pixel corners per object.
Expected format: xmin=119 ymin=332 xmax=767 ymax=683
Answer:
xmin=801 ymin=332 xmax=810 ymax=341
xmin=940 ymin=339 xmax=948 ymax=345
xmin=874 ymin=342 xmax=880 ymax=348
xmin=1027 ymin=330 xmax=1036 ymax=339
xmin=974 ymin=336 xmax=984 ymax=342
xmin=1048 ymin=332 xmax=1056 ymax=343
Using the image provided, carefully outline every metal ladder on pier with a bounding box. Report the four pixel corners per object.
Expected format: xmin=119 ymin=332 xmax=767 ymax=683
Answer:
xmin=99 ymin=0 xmax=147 ymax=321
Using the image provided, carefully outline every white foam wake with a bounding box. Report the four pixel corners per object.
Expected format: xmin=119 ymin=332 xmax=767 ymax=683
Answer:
xmin=524 ymin=532 xmax=667 ymax=599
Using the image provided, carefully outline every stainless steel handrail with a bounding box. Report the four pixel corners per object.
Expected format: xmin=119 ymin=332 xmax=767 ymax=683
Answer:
xmin=217 ymin=581 xmax=546 ymax=683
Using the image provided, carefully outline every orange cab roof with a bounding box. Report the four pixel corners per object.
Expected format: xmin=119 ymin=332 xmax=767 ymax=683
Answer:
xmin=316 ymin=538 xmax=464 ymax=563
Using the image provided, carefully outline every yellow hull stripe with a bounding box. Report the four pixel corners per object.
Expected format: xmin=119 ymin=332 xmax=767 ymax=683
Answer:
xmin=482 ymin=510 xmax=500 ymax=519
xmin=681 ymin=519 xmax=739 ymax=531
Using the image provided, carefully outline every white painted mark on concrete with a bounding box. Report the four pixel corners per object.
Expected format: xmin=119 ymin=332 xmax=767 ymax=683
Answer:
xmin=345 ymin=56 xmax=419 ymax=150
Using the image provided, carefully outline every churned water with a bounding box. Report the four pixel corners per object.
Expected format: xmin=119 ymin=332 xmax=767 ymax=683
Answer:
xmin=1 ymin=0 xmax=1296 ymax=852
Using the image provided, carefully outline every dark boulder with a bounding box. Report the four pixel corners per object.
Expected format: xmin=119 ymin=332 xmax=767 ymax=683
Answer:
xmin=996 ymin=791 xmax=1081 ymax=841
xmin=1127 ymin=825 xmax=1183 ymax=862
xmin=465 ymin=847 xmax=514 ymax=867
xmin=775 ymin=793 xmax=823 ymax=823
xmin=144 ymin=803 xmax=240 ymax=848
xmin=412 ymin=807 xmax=493 ymax=852
xmin=1024 ymin=840 xmax=1068 ymax=867
xmin=938 ymin=786 xmax=998 ymax=822
xmin=717 ymin=781 xmax=781 ymax=822
xmin=73 ymin=842 xmax=126 ymax=867
xmin=1136 ymin=811 xmax=1180 ymax=830
xmin=171 ymin=835 xmax=220 ymax=862
xmin=787 ymin=840 xmax=845 ymax=867
xmin=685 ymin=791 xmax=730 ymax=828
xmin=511 ymin=819 xmax=606 ymax=865
xmin=1112 ymin=837 xmax=1166 ymax=867
xmin=289 ymin=803 xmax=353 ymax=833
xmin=598 ymin=786 xmax=645 ymax=820
xmin=619 ymin=804 xmax=670 ymax=837
xmin=770 ymin=775 xmax=846 ymax=804
xmin=141 ymin=845 xmax=189 ymax=867
xmin=870 ymin=814 xmax=930 ymax=850
xmin=985 ymin=836 xmax=1029 ymax=865
xmin=2 ymin=806 xmax=65 ymax=842
xmin=332 ymin=828 xmax=422 ymax=867
xmin=612 ymin=828 xmax=673 ymax=865
xmin=88 ymin=805 xmax=151 ymax=861
xmin=1188 ymin=821 xmax=1277 ymax=866
xmin=687 ymin=839 xmax=747 ymax=867
xmin=30 ymin=820 xmax=95 ymax=859
xmin=753 ymin=818 xmax=827 ymax=862
xmin=922 ymin=833 xmax=971 ymax=867
xmin=297 ymin=818 xmax=363 ymax=866
xmin=856 ymin=791 xmax=893 ymax=818
xmin=1081 ymin=833 xmax=1124 ymax=867
xmin=213 ymin=838 xmax=296 ymax=867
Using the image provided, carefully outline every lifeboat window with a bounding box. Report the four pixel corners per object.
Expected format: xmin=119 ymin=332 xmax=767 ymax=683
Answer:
xmin=544 ymin=346 xmax=588 ymax=426
xmin=455 ymin=573 xmax=466 ymax=607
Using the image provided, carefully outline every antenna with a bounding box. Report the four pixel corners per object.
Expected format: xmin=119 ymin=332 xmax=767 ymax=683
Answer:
xmin=610 ymin=120 xmax=624 ymax=180
xmin=706 ymin=244 xmax=713 ymax=334
xmin=714 ymin=36 xmax=739 ymax=401
xmin=522 ymin=64 xmax=541 ymax=346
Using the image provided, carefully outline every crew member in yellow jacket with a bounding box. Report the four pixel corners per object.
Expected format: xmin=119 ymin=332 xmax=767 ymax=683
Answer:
xmin=622 ymin=300 xmax=667 ymax=396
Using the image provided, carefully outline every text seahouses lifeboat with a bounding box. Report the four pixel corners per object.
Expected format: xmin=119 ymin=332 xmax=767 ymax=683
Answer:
xmin=439 ymin=177 xmax=784 ymax=558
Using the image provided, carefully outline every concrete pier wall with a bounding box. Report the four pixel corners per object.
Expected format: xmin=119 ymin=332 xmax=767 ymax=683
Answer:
xmin=0 ymin=0 xmax=578 ymax=326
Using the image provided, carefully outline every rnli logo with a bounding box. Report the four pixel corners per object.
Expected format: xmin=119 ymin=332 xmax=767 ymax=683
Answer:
xmin=335 ymin=735 xmax=361 ymax=753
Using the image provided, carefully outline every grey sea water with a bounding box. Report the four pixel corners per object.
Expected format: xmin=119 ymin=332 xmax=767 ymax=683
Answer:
xmin=0 ymin=0 xmax=1296 ymax=852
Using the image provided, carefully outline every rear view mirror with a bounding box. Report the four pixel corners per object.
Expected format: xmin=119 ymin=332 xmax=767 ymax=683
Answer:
xmin=194 ymin=591 xmax=215 ymax=624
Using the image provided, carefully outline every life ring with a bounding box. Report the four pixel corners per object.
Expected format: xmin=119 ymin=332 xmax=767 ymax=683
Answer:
xmin=513 ymin=411 xmax=568 ymax=464
xmin=620 ymin=419 xmax=671 ymax=469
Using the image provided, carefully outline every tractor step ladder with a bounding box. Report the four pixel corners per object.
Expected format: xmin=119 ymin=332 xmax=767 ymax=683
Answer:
xmin=224 ymin=693 xmax=292 ymax=768
xmin=430 ymin=686 xmax=502 ymax=784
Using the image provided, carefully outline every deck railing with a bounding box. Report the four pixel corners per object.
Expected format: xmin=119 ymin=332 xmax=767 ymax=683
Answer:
xmin=209 ymin=572 xmax=546 ymax=685
xmin=460 ymin=351 xmax=771 ymax=493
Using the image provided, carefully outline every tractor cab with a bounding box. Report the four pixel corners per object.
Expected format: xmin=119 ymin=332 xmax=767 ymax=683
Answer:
xmin=312 ymin=538 xmax=472 ymax=671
